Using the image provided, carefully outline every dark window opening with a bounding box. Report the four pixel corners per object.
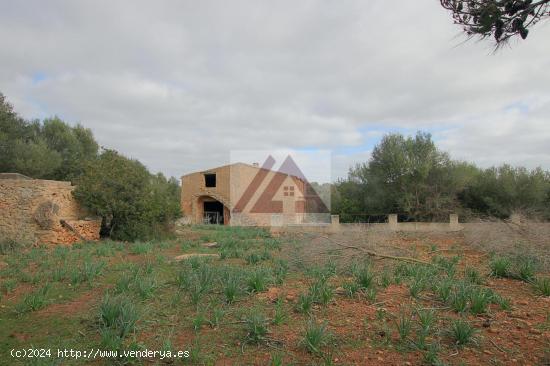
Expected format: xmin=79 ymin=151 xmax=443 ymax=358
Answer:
xmin=205 ymin=173 xmax=216 ymax=187
xmin=204 ymin=200 xmax=224 ymax=224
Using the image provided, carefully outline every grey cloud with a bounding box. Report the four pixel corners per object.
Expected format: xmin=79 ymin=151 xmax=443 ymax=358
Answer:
xmin=1 ymin=0 xmax=549 ymax=180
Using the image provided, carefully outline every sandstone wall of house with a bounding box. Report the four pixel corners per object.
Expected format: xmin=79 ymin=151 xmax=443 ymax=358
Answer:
xmin=0 ymin=177 xmax=100 ymax=245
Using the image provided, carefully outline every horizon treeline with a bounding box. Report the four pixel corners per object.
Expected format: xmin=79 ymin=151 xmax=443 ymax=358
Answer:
xmin=0 ymin=93 xmax=180 ymax=241
xmin=331 ymin=132 xmax=550 ymax=222
xmin=2 ymin=93 xmax=549 ymax=233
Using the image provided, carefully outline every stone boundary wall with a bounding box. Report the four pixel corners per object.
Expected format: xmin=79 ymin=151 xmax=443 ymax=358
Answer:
xmin=271 ymin=214 xmax=463 ymax=234
xmin=0 ymin=177 xmax=100 ymax=245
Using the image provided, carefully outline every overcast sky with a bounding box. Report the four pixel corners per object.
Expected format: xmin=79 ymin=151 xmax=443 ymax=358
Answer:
xmin=1 ymin=1 xmax=549 ymax=182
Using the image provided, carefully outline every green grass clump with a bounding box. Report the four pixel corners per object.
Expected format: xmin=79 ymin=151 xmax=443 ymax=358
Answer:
xmin=532 ymin=277 xmax=550 ymax=296
xmin=468 ymin=287 xmax=492 ymax=315
xmin=515 ymin=256 xmax=537 ymax=282
xmin=131 ymin=241 xmax=152 ymax=255
xmin=490 ymin=256 xmax=512 ymax=278
xmin=396 ymin=311 xmax=412 ymax=342
xmin=296 ymin=293 xmax=314 ymax=314
xmin=449 ymin=282 xmax=470 ymax=313
xmin=464 ymin=267 xmax=484 ymax=285
xmin=192 ymin=312 xmax=207 ymax=331
xmin=301 ymin=319 xmax=332 ymax=354
xmin=114 ymin=273 xmax=133 ymax=294
xmin=244 ymin=309 xmax=269 ymax=344
xmin=343 ymin=281 xmax=361 ymax=298
xmin=210 ymin=308 xmax=225 ymax=328
xmin=246 ymin=267 xmax=271 ymax=293
xmin=222 ymin=270 xmax=243 ymax=304
xmin=99 ymin=294 xmax=139 ymax=339
xmin=415 ymin=308 xmax=436 ymax=350
xmin=433 ymin=255 xmax=460 ymax=277
xmin=1 ymin=278 xmax=18 ymax=294
xmin=308 ymin=280 xmax=334 ymax=306
xmin=409 ymin=278 xmax=425 ymax=298
xmin=70 ymin=260 xmax=105 ymax=285
xmin=353 ymin=262 xmax=375 ymax=290
xmin=0 ymin=239 xmax=24 ymax=255
xmin=433 ymin=277 xmax=453 ymax=303
xmin=135 ymin=276 xmax=157 ymax=299
xmin=449 ymin=319 xmax=476 ymax=346
xmin=245 ymin=252 xmax=262 ymax=265
xmin=273 ymin=259 xmax=289 ymax=284
xmin=15 ymin=284 xmax=50 ymax=314
xmin=379 ymin=269 xmax=393 ymax=288
xmin=272 ymin=299 xmax=287 ymax=325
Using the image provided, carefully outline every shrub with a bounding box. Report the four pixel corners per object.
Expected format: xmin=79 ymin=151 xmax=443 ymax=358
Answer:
xmin=73 ymin=149 xmax=181 ymax=241
xmin=449 ymin=319 xmax=476 ymax=346
xmin=301 ymin=319 xmax=332 ymax=354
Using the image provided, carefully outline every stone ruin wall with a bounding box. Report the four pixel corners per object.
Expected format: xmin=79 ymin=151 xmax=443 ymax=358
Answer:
xmin=0 ymin=177 xmax=100 ymax=245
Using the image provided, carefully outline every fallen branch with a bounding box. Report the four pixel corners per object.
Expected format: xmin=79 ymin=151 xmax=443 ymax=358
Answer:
xmin=60 ymin=220 xmax=86 ymax=241
xmin=319 ymin=235 xmax=433 ymax=266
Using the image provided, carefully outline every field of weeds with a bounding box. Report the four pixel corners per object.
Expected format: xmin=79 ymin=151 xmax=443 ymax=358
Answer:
xmin=0 ymin=225 xmax=549 ymax=365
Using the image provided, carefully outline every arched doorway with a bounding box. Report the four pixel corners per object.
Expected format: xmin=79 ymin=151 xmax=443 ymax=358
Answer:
xmin=196 ymin=195 xmax=230 ymax=225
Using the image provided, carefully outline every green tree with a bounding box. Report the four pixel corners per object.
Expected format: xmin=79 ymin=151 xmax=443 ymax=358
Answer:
xmin=334 ymin=132 xmax=476 ymax=221
xmin=460 ymin=165 xmax=550 ymax=218
xmin=0 ymin=93 xmax=98 ymax=180
xmin=41 ymin=117 xmax=99 ymax=180
xmin=440 ymin=0 xmax=550 ymax=45
xmin=73 ymin=150 xmax=180 ymax=241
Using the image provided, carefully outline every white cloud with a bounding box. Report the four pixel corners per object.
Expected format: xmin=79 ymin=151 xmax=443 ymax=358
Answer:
xmin=1 ymin=0 xmax=549 ymax=181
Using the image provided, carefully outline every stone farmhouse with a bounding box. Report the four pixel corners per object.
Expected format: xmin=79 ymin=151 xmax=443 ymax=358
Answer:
xmin=180 ymin=161 xmax=329 ymax=226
